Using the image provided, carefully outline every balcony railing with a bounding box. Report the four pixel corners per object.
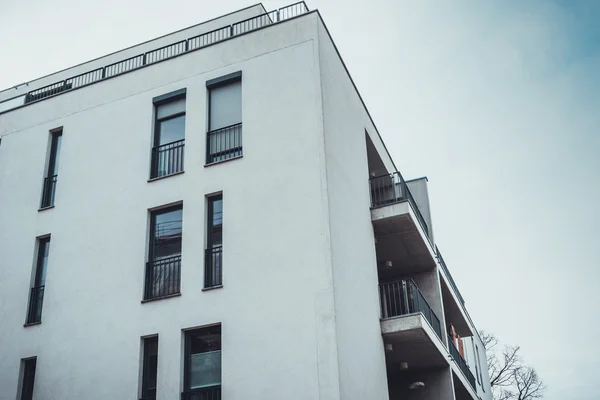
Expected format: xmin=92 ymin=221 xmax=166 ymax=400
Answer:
xmin=379 ymin=279 xmax=442 ymax=340
xmin=206 ymin=123 xmax=242 ymax=164
xmin=144 ymin=255 xmax=181 ymax=300
xmin=436 ymin=246 xmax=465 ymax=305
xmin=182 ymin=385 xmax=221 ymax=400
xmin=40 ymin=174 xmax=57 ymax=208
xmin=205 ymin=246 xmax=223 ymax=288
xmin=26 ymin=285 xmax=45 ymax=324
xmin=448 ymin=334 xmax=476 ymax=390
xmin=369 ymin=172 xmax=430 ymax=240
xmin=0 ymin=2 xmax=309 ymax=113
xmin=151 ymin=139 xmax=185 ymax=178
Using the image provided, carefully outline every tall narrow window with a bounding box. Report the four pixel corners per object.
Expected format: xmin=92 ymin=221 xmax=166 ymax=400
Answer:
xmin=183 ymin=325 xmax=221 ymax=400
xmin=475 ymin=344 xmax=483 ymax=385
xmin=141 ymin=336 xmax=158 ymax=400
xmin=145 ymin=205 xmax=182 ymax=300
xmin=19 ymin=357 xmax=37 ymax=400
xmin=206 ymin=72 xmax=242 ymax=164
xmin=26 ymin=237 xmax=50 ymax=324
xmin=151 ymin=89 xmax=186 ymax=178
xmin=205 ymin=195 xmax=222 ymax=288
xmin=40 ymin=129 xmax=62 ymax=208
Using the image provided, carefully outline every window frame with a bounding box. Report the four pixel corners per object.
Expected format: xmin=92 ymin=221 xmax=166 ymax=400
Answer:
xmin=206 ymin=72 xmax=242 ymax=165
xmin=150 ymin=89 xmax=187 ymax=179
xmin=19 ymin=357 xmax=37 ymax=400
xmin=141 ymin=336 xmax=159 ymax=399
xmin=148 ymin=204 xmax=183 ymax=262
xmin=183 ymin=325 xmax=222 ymax=393
xmin=144 ymin=204 xmax=183 ymax=301
xmin=205 ymin=194 xmax=223 ymax=288
xmin=46 ymin=129 xmax=62 ymax=178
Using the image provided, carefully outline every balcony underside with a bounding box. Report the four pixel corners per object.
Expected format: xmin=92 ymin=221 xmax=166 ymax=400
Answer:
xmin=372 ymin=202 xmax=436 ymax=277
xmin=382 ymin=314 xmax=448 ymax=373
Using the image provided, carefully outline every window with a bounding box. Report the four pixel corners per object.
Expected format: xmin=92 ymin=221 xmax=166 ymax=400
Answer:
xmin=19 ymin=357 xmax=37 ymax=400
xmin=40 ymin=129 xmax=62 ymax=208
xmin=145 ymin=205 xmax=182 ymax=300
xmin=151 ymin=89 xmax=186 ymax=178
xmin=205 ymin=195 xmax=222 ymax=288
xmin=206 ymin=72 xmax=242 ymax=164
xmin=26 ymin=237 xmax=50 ymax=324
xmin=183 ymin=325 xmax=221 ymax=400
xmin=141 ymin=336 xmax=158 ymax=400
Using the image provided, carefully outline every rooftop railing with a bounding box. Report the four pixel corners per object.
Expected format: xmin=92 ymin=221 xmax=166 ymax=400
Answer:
xmin=0 ymin=2 xmax=309 ymax=113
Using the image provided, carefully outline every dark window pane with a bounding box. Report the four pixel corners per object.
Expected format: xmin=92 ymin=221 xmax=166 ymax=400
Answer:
xmin=21 ymin=358 xmax=37 ymax=400
xmin=210 ymin=198 xmax=222 ymax=247
xmin=49 ymin=133 xmax=62 ymax=176
xmin=35 ymin=238 xmax=50 ymax=287
xmin=142 ymin=337 xmax=158 ymax=398
xmin=158 ymin=115 xmax=185 ymax=145
xmin=152 ymin=208 xmax=182 ymax=260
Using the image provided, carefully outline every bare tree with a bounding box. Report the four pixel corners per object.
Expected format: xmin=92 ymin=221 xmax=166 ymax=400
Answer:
xmin=480 ymin=331 xmax=546 ymax=400
xmin=512 ymin=366 xmax=546 ymax=400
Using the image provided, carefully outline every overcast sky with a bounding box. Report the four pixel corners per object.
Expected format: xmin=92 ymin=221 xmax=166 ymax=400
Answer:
xmin=2 ymin=0 xmax=599 ymax=398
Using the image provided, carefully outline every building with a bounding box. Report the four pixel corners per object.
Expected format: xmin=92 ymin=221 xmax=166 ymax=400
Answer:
xmin=0 ymin=3 xmax=492 ymax=400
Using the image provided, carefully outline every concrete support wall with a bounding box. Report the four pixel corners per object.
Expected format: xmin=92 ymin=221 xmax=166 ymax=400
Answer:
xmin=388 ymin=367 xmax=455 ymax=400
xmin=406 ymin=178 xmax=434 ymax=247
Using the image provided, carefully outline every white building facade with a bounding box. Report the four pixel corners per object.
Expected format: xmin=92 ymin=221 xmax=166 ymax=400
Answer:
xmin=0 ymin=3 xmax=492 ymax=400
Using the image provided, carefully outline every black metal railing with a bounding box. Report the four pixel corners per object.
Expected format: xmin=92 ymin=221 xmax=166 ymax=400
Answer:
xmin=205 ymin=246 xmax=223 ymax=288
xmin=40 ymin=174 xmax=58 ymax=208
xmin=151 ymin=139 xmax=185 ymax=178
xmin=26 ymin=285 xmax=45 ymax=324
xmin=206 ymin=123 xmax=242 ymax=164
xmin=448 ymin=334 xmax=477 ymax=390
xmin=144 ymin=255 xmax=181 ymax=300
xmin=369 ymin=172 xmax=430 ymax=239
xmin=379 ymin=279 xmax=442 ymax=340
xmin=182 ymin=386 xmax=221 ymax=400
xmin=139 ymin=397 xmax=156 ymax=400
xmin=436 ymin=246 xmax=465 ymax=305
xmin=1 ymin=2 xmax=309 ymax=111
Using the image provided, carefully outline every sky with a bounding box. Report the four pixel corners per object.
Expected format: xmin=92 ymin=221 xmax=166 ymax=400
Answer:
xmin=1 ymin=0 xmax=599 ymax=398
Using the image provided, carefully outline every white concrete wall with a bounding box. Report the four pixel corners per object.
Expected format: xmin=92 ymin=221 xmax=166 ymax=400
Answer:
xmin=0 ymin=4 xmax=266 ymax=102
xmin=317 ymin=17 xmax=389 ymax=400
xmin=0 ymin=14 xmax=340 ymax=400
xmin=463 ymin=335 xmax=493 ymax=400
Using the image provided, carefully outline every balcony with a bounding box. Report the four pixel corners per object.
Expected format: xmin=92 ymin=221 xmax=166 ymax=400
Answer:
xmin=206 ymin=123 xmax=242 ymax=164
xmin=379 ymin=279 xmax=442 ymax=339
xmin=151 ymin=139 xmax=185 ymax=178
xmin=370 ymin=173 xmax=436 ymax=275
xmin=144 ymin=255 xmax=181 ymax=301
xmin=40 ymin=175 xmax=57 ymax=209
xmin=379 ymin=280 xmax=447 ymax=372
xmin=448 ymin=335 xmax=476 ymax=391
xmin=438 ymin=248 xmax=473 ymax=338
xmin=26 ymin=285 xmax=45 ymax=324
xmin=204 ymin=246 xmax=223 ymax=288
xmin=181 ymin=385 xmax=221 ymax=400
